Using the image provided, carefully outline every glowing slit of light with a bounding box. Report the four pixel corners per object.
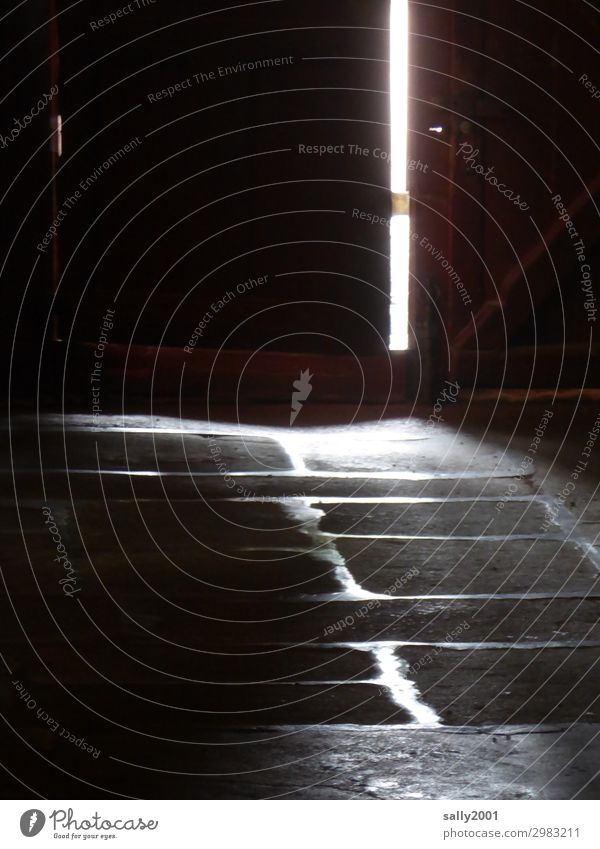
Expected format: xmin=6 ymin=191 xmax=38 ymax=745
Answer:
xmin=389 ymin=0 xmax=410 ymax=352
xmin=374 ymin=646 xmax=441 ymax=726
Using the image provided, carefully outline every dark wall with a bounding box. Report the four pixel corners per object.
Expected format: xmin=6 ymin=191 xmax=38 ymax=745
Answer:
xmin=0 ymin=1 xmax=56 ymax=397
xmin=412 ymin=0 xmax=600 ymax=352
xmin=54 ymin=0 xmax=393 ymax=359
xmin=402 ymin=0 xmax=600 ymax=390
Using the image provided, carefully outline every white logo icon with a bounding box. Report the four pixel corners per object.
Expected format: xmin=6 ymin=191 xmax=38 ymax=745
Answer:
xmin=290 ymin=369 xmax=313 ymax=425
xmin=20 ymin=810 xmax=46 ymax=837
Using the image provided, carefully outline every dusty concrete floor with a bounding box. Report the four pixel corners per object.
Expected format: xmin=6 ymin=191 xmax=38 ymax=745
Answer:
xmin=1 ymin=399 xmax=599 ymax=798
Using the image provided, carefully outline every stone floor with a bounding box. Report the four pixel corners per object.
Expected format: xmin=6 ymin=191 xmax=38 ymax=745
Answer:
xmin=1 ymin=401 xmax=599 ymax=798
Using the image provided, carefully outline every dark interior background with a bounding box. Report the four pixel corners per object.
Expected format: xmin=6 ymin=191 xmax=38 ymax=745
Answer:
xmin=54 ymin=0 xmax=394 ymax=359
xmin=1 ymin=0 xmax=599 ymax=400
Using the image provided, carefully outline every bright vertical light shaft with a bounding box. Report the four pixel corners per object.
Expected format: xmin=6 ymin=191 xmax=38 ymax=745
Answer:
xmin=390 ymin=0 xmax=409 ymax=194
xmin=389 ymin=0 xmax=410 ymax=350
xmin=389 ymin=215 xmax=410 ymax=350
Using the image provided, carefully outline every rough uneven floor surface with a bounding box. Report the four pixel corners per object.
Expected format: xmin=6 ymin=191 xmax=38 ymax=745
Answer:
xmin=2 ymin=403 xmax=599 ymax=799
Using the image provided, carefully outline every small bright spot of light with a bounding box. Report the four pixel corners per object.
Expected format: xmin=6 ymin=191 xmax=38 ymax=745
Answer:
xmin=51 ymin=114 xmax=63 ymax=157
xmin=428 ymin=125 xmax=443 ymax=133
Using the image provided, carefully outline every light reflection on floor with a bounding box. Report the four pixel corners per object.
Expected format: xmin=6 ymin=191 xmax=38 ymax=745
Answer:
xmin=373 ymin=646 xmax=441 ymax=727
